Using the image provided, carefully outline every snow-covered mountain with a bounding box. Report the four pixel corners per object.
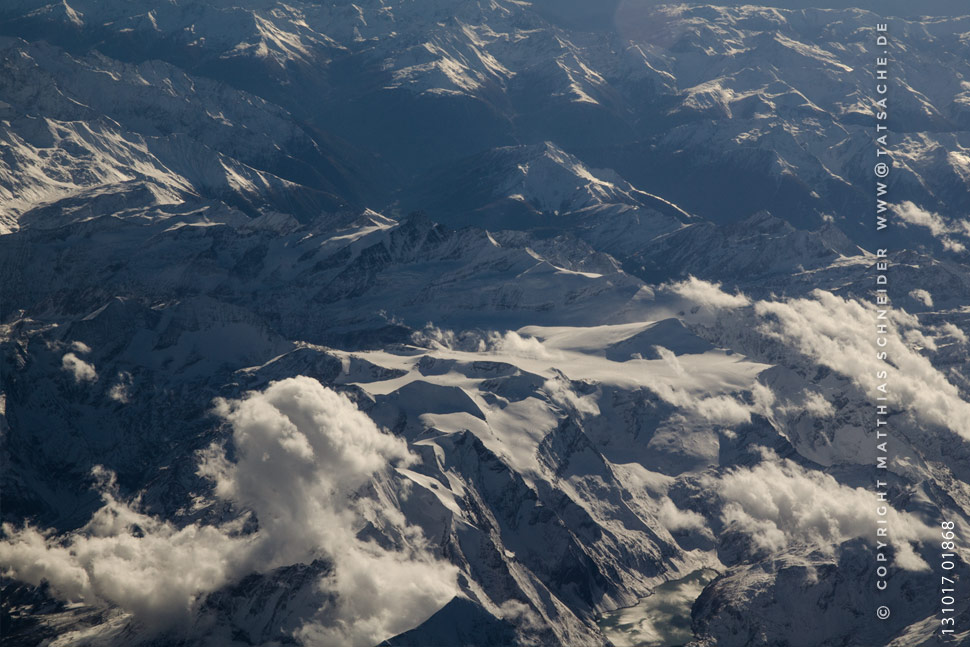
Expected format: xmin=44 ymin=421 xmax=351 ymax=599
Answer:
xmin=6 ymin=0 xmax=970 ymax=249
xmin=3 ymin=2 xmax=970 ymax=647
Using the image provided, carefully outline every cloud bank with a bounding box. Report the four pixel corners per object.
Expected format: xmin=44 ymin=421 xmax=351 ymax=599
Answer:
xmin=490 ymin=330 xmax=563 ymax=360
xmin=663 ymin=276 xmax=751 ymax=309
xmin=713 ymin=453 xmax=934 ymax=570
xmin=62 ymin=352 xmax=97 ymax=383
xmin=894 ymin=201 xmax=970 ymax=252
xmin=0 ymin=467 xmax=251 ymax=627
xmin=651 ymin=346 xmax=753 ymax=425
xmin=0 ymin=377 xmax=457 ymax=646
xmin=755 ymin=289 xmax=970 ymax=442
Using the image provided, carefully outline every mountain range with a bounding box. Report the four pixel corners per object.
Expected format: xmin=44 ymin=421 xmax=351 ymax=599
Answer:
xmin=2 ymin=2 xmax=970 ymax=646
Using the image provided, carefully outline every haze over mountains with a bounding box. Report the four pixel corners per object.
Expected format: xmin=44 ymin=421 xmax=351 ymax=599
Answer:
xmin=2 ymin=2 xmax=970 ymax=646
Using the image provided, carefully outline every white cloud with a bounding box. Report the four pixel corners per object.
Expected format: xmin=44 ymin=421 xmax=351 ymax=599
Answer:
xmin=202 ymin=376 xmax=414 ymax=562
xmin=799 ymin=391 xmax=835 ymax=418
xmin=895 ymin=202 xmax=968 ymax=252
xmin=294 ymin=542 xmax=461 ymax=647
xmin=768 ymin=388 xmax=835 ymax=420
xmin=108 ymin=372 xmax=133 ymax=403
xmin=498 ymin=599 xmax=543 ymax=633
xmin=654 ymin=346 xmax=687 ymax=378
xmin=749 ymin=381 xmax=776 ymax=417
xmin=903 ymin=326 xmax=937 ymax=352
xmin=0 ymin=467 xmax=250 ymax=628
xmin=908 ymin=289 xmax=933 ymax=308
xmin=895 ymin=202 xmax=949 ymax=237
xmin=663 ymin=276 xmax=751 ymax=309
xmin=713 ymin=453 xmax=934 ymax=570
xmin=940 ymin=322 xmax=968 ymax=345
xmin=489 ymin=331 xmax=563 ymax=360
xmin=200 ymin=377 xmax=458 ymax=647
xmin=650 ymin=382 xmax=752 ymax=424
xmin=755 ymin=290 xmax=970 ymax=442
xmin=62 ymin=352 xmax=97 ymax=383
xmin=542 ymin=377 xmax=599 ymax=417
xmin=412 ymin=325 xmax=486 ymax=352
xmin=658 ymin=498 xmax=708 ymax=533
xmin=0 ymin=377 xmax=458 ymax=645
xmin=643 ymin=346 xmax=754 ymax=424
xmin=648 ymin=347 xmax=754 ymax=425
